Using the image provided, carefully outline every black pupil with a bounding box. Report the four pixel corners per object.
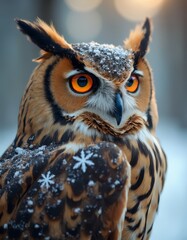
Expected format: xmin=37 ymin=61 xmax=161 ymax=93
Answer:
xmin=77 ymin=76 xmax=88 ymax=87
xmin=126 ymin=78 xmax=134 ymax=87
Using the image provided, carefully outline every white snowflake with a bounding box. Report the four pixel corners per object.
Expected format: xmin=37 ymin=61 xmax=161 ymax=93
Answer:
xmin=38 ymin=171 xmax=55 ymax=189
xmin=73 ymin=150 xmax=94 ymax=173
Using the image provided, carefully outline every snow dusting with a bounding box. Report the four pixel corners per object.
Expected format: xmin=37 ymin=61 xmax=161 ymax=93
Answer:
xmin=27 ymin=199 xmax=34 ymax=206
xmin=73 ymin=41 xmax=133 ymax=78
xmin=73 ymin=150 xmax=94 ymax=173
xmin=74 ymin=207 xmax=81 ymax=214
xmin=15 ymin=147 xmax=27 ymax=155
xmin=27 ymin=208 xmax=34 ymax=213
xmin=3 ymin=224 xmax=8 ymax=229
xmin=97 ymin=208 xmax=102 ymax=215
xmin=88 ymin=180 xmax=95 ymax=187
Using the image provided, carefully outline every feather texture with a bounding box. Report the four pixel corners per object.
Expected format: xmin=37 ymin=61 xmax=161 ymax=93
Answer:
xmin=0 ymin=18 xmax=167 ymax=240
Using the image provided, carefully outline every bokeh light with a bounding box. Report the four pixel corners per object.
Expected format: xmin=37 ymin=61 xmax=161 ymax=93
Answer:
xmin=114 ymin=0 xmax=164 ymax=21
xmin=65 ymin=11 xmax=102 ymax=42
xmin=64 ymin=0 xmax=103 ymax=12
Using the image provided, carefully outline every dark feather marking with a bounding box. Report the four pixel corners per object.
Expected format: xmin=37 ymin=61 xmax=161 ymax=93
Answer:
xmin=127 ymin=219 xmax=141 ymax=231
xmin=16 ymin=134 xmax=25 ymax=147
xmin=7 ymin=222 xmax=22 ymax=239
xmin=36 ymin=128 xmax=43 ymax=136
xmin=40 ymin=135 xmax=53 ymax=146
xmin=45 ymin=199 xmax=65 ymax=220
xmin=0 ymin=212 xmax=3 ymax=221
xmin=53 ymin=148 xmax=67 ymax=163
xmin=156 ymin=193 xmax=160 ymax=212
xmin=20 ymin=99 xmax=28 ymax=133
xmin=127 ymin=153 xmax=155 ymax=216
xmin=70 ymin=177 xmax=85 ymax=196
xmin=104 ymin=189 xmax=123 ymax=206
xmin=125 ymin=216 xmax=135 ymax=223
xmin=138 ymin=153 xmax=155 ymax=202
xmin=48 ymin=157 xmax=67 ymax=177
xmin=53 ymin=129 xmax=59 ymax=143
xmin=30 ymin=222 xmax=49 ymax=238
xmin=30 ymin=128 xmax=43 ymax=144
xmin=7 ymin=183 xmax=22 ymax=214
xmin=32 ymin=156 xmax=49 ymax=179
xmin=13 ymin=134 xmax=19 ymax=146
xmin=22 ymin=108 xmax=29 ymax=134
xmin=146 ymin=107 xmax=153 ymax=130
xmin=101 ymin=134 xmax=111 ymax=142
xmin=130 ymin=168 xmax=144 ymax=190
xmin=134 ymin=18 xmax=151 ymax=66
xmin=44 ymin=59 xmax=74 ymax=125
xmin=148 ymin=152 xmax=154 ymax=176
xmin=66 ymin=197 xmax=82 ymax=208
xmin=71 ymin=215 xmax=78 ymax=220
xmin=130 ymin=146 xmax=139 ymax=168
xmin=82 ymin=204 xmax=102 ymax=236
xmin=127 ymin=202 xmax=139 ymax=214
xmin=154 ymin=143 xmax=162 ymax=167
xmin=147 ymin=223 xmax=153 ymax=234
xmin=14 ymin=202 xmax=33 ymax=225
xmin=60 ymin=129 xmax=75 ymax=144
xmin=153 ymin=148 xmax=158 ymax=172
xmin=137 ymin=139 xmax=149 ymax=157
xmin=138 ymin=200 xmax=151 ymax=239
xmin=0 ymin=226 xmax=6 ymax=235
xmin=139 ymin=18 xmax=151 ymax=58
xmin=26 ymin=176 xmax=32 ymax=187
xmin=65 ymin=223 xmax=80 ymax=238
xmin=123 ymin=138 xmax=131 ymax=150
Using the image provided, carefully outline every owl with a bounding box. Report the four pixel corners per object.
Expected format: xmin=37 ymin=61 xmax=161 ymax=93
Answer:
xmin=0 ymin=18 xmax=167 ymax=240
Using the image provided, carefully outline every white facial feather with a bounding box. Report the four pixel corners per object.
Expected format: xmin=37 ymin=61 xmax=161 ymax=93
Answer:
xmin=123 ymin=93 xmax=136 ymax=111
xmin=87 ymin=80 xmax=115 ymax=113
xmin=65 ymin=69 xmax=82 ymax=79
xmin=73 ymin=120 xmax=101 ymax=137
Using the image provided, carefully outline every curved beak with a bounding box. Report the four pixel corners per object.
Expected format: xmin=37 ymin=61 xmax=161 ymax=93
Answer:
xmin=113 ymin=92 xmax=123 ymax=125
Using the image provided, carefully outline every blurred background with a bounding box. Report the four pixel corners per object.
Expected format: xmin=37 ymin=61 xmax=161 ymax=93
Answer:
xmin=0 ymin=0 xmax=186 ymax=239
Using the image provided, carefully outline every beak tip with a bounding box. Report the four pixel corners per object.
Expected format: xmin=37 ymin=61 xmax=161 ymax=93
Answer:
xmin=116 ymin=115 xmax=122 ymax=125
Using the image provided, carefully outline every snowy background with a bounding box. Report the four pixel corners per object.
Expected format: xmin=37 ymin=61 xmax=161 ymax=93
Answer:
xmin=0 ymin=0 xmax=187 ymax=239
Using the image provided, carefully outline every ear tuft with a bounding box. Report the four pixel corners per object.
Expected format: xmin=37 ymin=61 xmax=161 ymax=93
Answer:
xmin=139 ymin=18 xmax=151 ymax=57
xmin=124 ymin=18 xmax=152 ymax=60
xmin=15 ymin=18 xmax=73 ymax=59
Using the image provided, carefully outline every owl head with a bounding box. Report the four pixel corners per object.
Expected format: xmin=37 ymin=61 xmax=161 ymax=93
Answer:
xmin=15 ymin=18 xmax=158 ymax=146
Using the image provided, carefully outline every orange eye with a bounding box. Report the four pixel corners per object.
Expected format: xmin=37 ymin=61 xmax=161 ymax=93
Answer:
xmin=125 ymin=75 xmax=139 ymax=93
xmin=70 ymin=74 xmax=94 ymax=93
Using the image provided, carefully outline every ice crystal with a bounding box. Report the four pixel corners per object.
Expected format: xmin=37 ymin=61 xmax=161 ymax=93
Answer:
xmin=38 ymin=171 xmax=55 ymax=189
xmin=73 ymin=150 xmax=94 ymax=173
